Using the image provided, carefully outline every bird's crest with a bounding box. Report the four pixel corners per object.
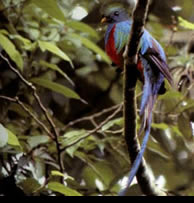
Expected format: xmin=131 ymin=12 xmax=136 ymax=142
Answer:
xmin=101 ymin=3 xmax=126 ymax=16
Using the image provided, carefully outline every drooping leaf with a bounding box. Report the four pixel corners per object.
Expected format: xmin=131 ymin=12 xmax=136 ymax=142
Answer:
xmin=62 ymin=130 xmax=86 ymax=146
xmin=147 ymin=137 xmax=170 ymax=159
xmin=66 ymin=21 xmax=99 ymax=39
xmin=51 ymin=170 xmax=65 ymax=177
xmin=31 ymin=0 xmax=65 ymax=22
xmin=0 ymin=29 xmax=9 ymax=35
xmin=9 ymin=34 xmax=36 ymax=51
xmin=6 ymin=128 xmax=21 ymax=147
xmin=178 ymin=16 xmax=194 ymax=30
xmin=19 ymin=178 xmax=41 ymax=195
xmin=152 ymin=123 xmax=183 ymax=137
xmin=34 ymin=158 xmax=45 ymax=179
xmin=0 ymin=124 xmax=8 ymax=148
xmin=179 ymin=99 xmax=194 ymax=113
xmin=70 ymin=33 xmax=111 ymax=64
xmin=48 ymin=182 xmax=82 ymax=196
xmin=39 ymin=60 xmax=74 ymax=86
xmin=9 ymin=34 xmax=32 ymax=46
xmin=178 ymin=113 xmax=193 ymax=139
xmin=31 ymin=78 xmax=81 ymax=100
xmin=38 ymin=41 xmax=73 ymax=67
xmin=152 ymin=123 xmax=169 ymax=130
xmin=171 ymin=125 xmax=183 ymax=137
xmin=79 ymin=154 xmax=115 ymax=191
xmin=27 ymin=135 xmax=50 ymax=148
xmin=61 ymin=130 xmax=87 ymax=157
xmin=101 ymin=117 xmax=123 ymax=132
xmin=51 ymin=171 xmax=74 ymax=180
xmin=0 ymin=33 xmax=23 ymax=70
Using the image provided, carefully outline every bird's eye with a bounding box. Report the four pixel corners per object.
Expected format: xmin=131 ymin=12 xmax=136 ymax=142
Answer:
xmin=114 ymin=11 xmax=119 ymax=16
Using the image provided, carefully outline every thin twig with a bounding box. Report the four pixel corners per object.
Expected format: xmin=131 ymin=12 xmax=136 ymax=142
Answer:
xmin=0 ymin=95 xmax=53 ymax=139
xmin=61 ymin=104 xmax=123 ymax=151
xmin=64 ymin=103 xmax=122 ymax=130
xmin=0 ymin=54 xmax=58 ymax=138
xmin=104 ymin=129 xmax=123 ymax=135
xmin=0 ymin=53 xmax=64 ymax=173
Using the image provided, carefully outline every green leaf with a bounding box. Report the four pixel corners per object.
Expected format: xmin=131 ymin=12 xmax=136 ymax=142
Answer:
xmin=66 ymin=21 xmax=99 ymax=39
xmin=62 ymin=130 xmax=86 ymax=147
xmin=8 ymin=103 xmax=29 ymax=117
xmin=51 ymin=170 xmax=65 ymax=177
xmin=61 ymin=130 xmax=87 ymax=157
xmin=31 ymin=0 xmax=65 ymax=22
xmin=178 ymin=17 xmax=194 ymax=30
xmin=171 ymin=125 xmax=183 ymax=137
xmin=80 ymin=156 xmax=115 ymax=191
xmin=152 ymin=123 xmax=183 ymax=137
xmin=19 ymin=178 xmax=41 ymax=195
xmin=9 ymin=34 xmax=35 ymax=51
xmin=0 ymin=29 xmax=9 ymax=35
xmin=147 ymin=137 xmax=170 ymax=160
xmin=178 ymin=114 xmax=192 ymax=139
xmin=0 ymin=124 xmax=8 ymax=148
xmin=152 ymin=123 xmax=169 ymax=130
xmin=70 ymin=33 xmax=111 ymax=64
xmin=10 ymin=34 xmax=31 ymax=46
xmin=101 ymin=118 xmax=123 ymax=131
xmin=6 ymin=129 xmax=21 ymax=147
xmin=28 ymin=135 xmax=50 ymax=148
xmin=51 ymin=171 xmax=74 ymax=180
xmin=179 ymin=99 xmax=194 ymax=112
xmin=31 ymin=78 xmax=81 ymax=100
xmin=159 ymin=90 xmax=183 ymax=100
xmin=0 ymin=33 xmax=23 ymax=70
xmin=48 ymin=182 xmax=82 ymax=196
xmin=38 ymin=41 xmax=73 ymax=67
xmin=39 ymin=60 xmax=74 ymax=86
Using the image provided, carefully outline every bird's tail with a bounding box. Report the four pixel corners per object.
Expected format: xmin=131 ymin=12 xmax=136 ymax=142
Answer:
xmin=119 ymin=60 xmax=164 ymax=196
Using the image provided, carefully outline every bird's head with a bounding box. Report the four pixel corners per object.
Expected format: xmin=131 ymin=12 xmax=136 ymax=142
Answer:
xmin=101 ymin=3 xmax=129 ymax=24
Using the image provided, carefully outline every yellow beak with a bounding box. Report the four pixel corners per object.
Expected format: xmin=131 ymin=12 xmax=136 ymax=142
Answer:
xmin=101 ymin=17 xmax=107 ymax=24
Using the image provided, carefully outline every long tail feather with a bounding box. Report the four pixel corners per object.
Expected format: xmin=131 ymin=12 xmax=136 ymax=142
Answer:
xmin=119 ymin=58 xmax=164 ymax=196
xmin=119 ymin=116 xmax=152 ymax=196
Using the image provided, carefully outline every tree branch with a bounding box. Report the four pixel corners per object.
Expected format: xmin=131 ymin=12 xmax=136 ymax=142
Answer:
xmin=61 ymin=104 xmax=122 ymax=151
xmin=0 ymin=95 xmax=53 ymax=139
xmin=122 ymin=0 xmax=165 ymax=196
xmin=0 ymin=53 xmax=64 ymax=173
xmin=64 ymin=103 xmax=122 ymax=130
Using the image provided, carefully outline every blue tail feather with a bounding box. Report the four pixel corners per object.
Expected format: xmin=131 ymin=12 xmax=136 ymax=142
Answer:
xmin=119 ymin=58 xmax=164 ymax=196
xmin=119 ymin=118 xmax=152 ymax=196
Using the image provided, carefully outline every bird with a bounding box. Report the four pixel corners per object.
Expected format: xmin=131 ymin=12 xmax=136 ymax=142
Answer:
xmin=101 ymin=3 xmax=173 ymax=193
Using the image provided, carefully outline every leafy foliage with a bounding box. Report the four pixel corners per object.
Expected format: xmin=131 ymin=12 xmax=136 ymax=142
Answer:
xmin=0 ymin=0 xmax=194 ymax=197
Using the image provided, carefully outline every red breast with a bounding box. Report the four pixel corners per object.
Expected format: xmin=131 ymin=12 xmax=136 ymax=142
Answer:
xmin=105 ymin=25 xmax=144 ymax=81
xmin=105 ymin=25 xmax=123 ymax=67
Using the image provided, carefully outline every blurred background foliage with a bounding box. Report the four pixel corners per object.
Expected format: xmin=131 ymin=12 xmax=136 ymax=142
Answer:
xmin=0 ymin=0 xmax=194 ymax=196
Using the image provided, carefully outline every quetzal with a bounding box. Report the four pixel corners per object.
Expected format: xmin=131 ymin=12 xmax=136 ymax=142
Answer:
xmin=101 ymin=4 xmax=173 ymax=190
